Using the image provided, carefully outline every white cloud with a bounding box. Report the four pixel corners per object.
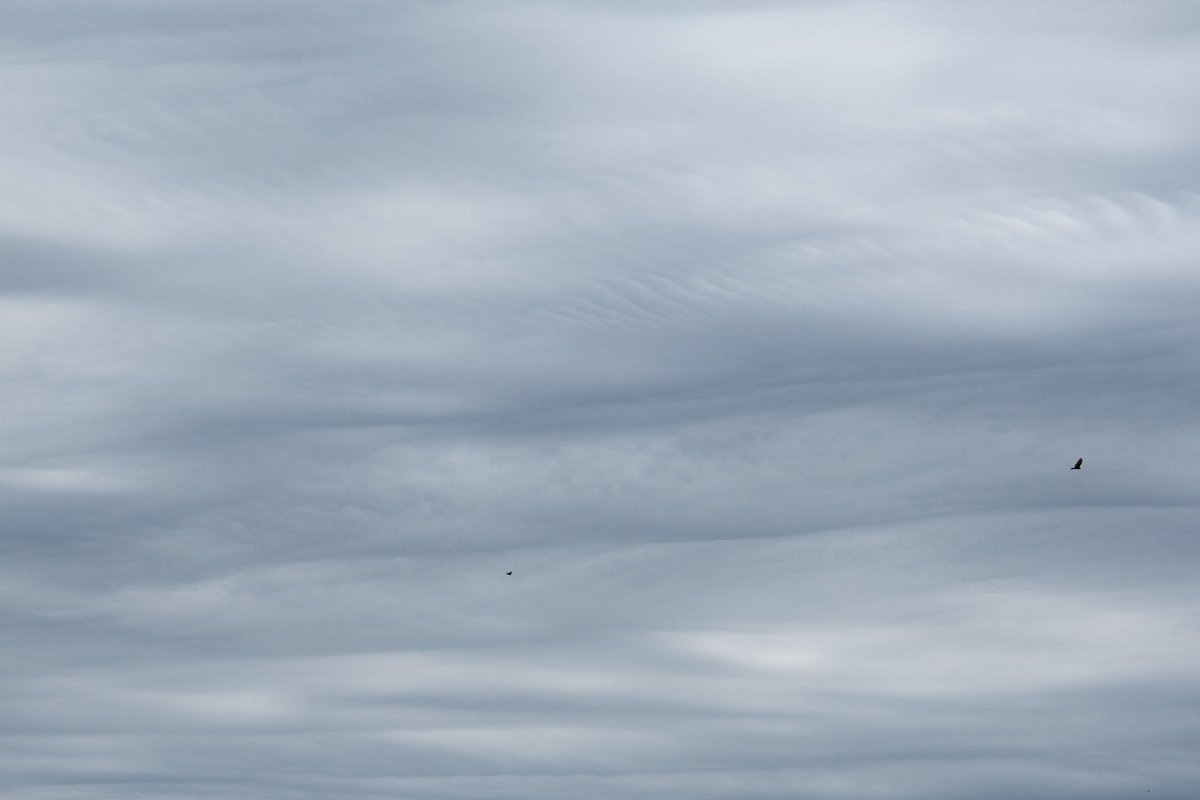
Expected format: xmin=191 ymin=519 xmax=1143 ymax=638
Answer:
xmin=3 ymin=1 xmax=1200 ymax=798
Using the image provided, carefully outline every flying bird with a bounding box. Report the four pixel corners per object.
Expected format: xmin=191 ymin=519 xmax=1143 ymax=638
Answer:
xmin=1071 ymin=458 xmax=1082 ymax=470
xmin=506 ymin=571 xmax=512 ymax=575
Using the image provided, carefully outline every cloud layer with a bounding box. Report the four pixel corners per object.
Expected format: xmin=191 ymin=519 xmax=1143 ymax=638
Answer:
xmin=3 ymin=2 xmax=1200 ymax=797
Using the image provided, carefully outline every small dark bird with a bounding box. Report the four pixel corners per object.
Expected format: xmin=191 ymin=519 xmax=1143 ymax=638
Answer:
xmin=506 ymin=571 xmax=512 ymax=575
xmin=1071 ymin=458 xmax=1083 ymax=470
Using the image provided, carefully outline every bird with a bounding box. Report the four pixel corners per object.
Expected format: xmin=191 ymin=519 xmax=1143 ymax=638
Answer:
xmin=1071 ymin=458 xmax=1083 ymax=470
xmin=506 ymin=571 xmax=512 ymax=575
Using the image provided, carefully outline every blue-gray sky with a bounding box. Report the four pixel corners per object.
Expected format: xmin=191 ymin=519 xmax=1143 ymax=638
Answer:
xmin=3 ymin=2 xmax=1200 ymax=798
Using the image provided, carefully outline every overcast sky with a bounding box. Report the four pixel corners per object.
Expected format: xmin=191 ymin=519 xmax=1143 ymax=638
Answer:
xmin=3 ymin=1 xmax=1200 ymax=798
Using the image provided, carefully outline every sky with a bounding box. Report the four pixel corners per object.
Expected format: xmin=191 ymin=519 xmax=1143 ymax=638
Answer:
xmin=3 ymin=1 xmax=1200 ymax=798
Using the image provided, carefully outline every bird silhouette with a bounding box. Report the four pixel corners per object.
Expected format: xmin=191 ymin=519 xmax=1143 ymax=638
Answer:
xmin=1071 ymin=458 xmax=1082 ymax=470
xmin=506 ymin=571 xmax=512 ymax=575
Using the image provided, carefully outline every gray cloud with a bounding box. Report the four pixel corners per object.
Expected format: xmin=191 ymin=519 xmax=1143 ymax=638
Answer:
xmin=3 ymin=1 xmax=1200 ymax=798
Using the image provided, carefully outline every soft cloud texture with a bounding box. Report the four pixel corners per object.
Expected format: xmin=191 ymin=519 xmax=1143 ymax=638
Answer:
xmin=3 ymin=1 xmax=1200 ymax=798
